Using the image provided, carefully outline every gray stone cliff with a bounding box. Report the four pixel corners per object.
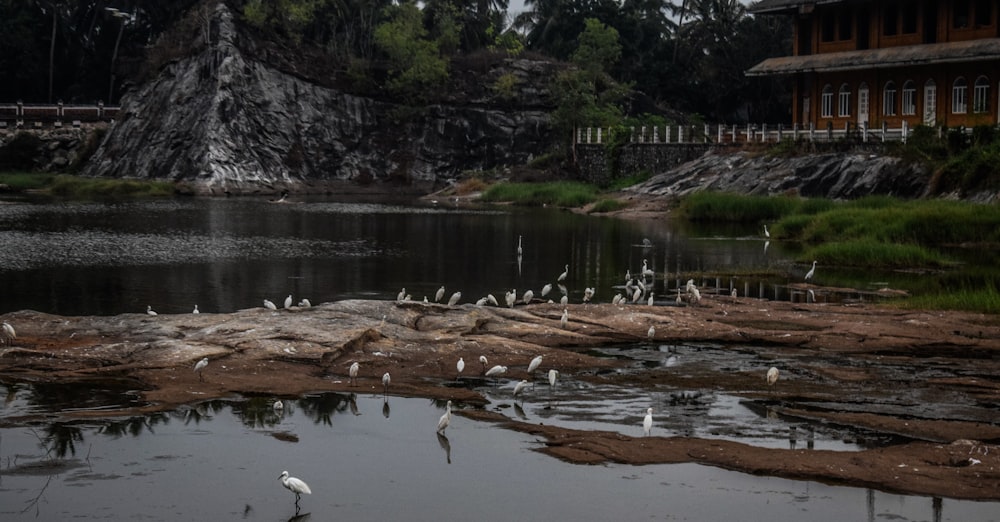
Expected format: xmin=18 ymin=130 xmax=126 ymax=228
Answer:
xmin=627 ymin=149 xmax=932 ymax=200
xmin=82 ymin=2 xmax=557 ymax=195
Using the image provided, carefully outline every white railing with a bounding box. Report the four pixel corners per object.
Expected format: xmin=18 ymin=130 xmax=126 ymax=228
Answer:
xmin=575 ymin=121 xmax=931 ymax=145
xmin=0 ymin=101 xmax=120 ymax=129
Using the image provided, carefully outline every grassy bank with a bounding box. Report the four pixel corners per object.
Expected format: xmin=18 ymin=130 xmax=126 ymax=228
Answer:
xmin=0 ymin=172 xmax=174 ymax=198
xmin=480 ymin=181 xmax=600 ymax=207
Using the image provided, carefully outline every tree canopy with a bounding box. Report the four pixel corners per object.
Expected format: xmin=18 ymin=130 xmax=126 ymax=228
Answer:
xmin=0 ymin=0 xmax=790 ymax=123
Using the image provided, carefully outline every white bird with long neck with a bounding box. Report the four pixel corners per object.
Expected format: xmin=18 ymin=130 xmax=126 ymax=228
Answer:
xmin=513 ymin=379 xmax=530 ymax=397
xmin=263 ymin=299 xmax=276 ymax=310
xmin=435 ymin=286 xmax=446 ymax=303
xmin=522 ymin=289 xmax=533 ymax=305
xmin=448 ymin=291 xmax=462 ymax=306
xmin=541 ymin=283 xmax=552 ymax=297
xmin=194 ymin=357 xmax=208 ymax=382
xmin=560 ymin=308 xmax=568 ymax=329
xmin=548 ymin=369 xmax=559 ymax=388
xmin=527 ymin=355 xmax=543 ymax=374
xmin=517 ymin=235 xmax=522 ymax=256
xmin=643 ymin=408 xmax=653 ymax=436
xmin=146 ymin=305 xmax=157 ymax=316
xmin=763 ymin=224 xmax=770 ymax=238
xmin=805 ymin=260 xmax=817 ymax=280
xmin=436 ymin=400 xmax=452 ymax=434
xmin=557 ymin=264 xmax=569 ymax=282
xmin=278 ymin=471 xmax=311 ymax=506
xmin=505 ymin=290 xmax=516 ymax=308
xmin=284 ymin=295 xmax=293 ymax=309
xmin=382 ymin=372 xmax=391 ymax=395
xmin=479 ymin=355 xmax=488 ymax=373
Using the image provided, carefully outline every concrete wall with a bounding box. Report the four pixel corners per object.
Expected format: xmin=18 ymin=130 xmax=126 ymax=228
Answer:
xmin=576 ymin=143 xmax=713 ymax=185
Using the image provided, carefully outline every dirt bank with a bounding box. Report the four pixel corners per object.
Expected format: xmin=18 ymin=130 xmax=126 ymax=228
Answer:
xmin=1 ymin=296 xmax=999 ymax=499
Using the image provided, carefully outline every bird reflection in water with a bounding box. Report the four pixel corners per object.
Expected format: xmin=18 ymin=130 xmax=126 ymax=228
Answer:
xmin=382 ymin=398 xmax=390 ymax=419
xmin=436 ymin=432 xmax=451 ymax=464
xmin=349 ymin=393 xmax=360 ymax=416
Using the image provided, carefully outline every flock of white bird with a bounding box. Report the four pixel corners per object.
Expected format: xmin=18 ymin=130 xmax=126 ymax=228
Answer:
xmin=135 ymin=230 xmax=805 ymax=510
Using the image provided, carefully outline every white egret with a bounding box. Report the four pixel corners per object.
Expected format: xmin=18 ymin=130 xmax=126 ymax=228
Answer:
xmin=767 ymin=366 xmax=780 ymax=386
xmin=1 ymin=321 xmax=15 ymax=345
xmin=541 ymin=283 xmax=552 ymax=297
xmin=612 ymin=293 xmax=622 ymax=305
xmin=648 ymin=294 xmax=654 ymax=306
xmin=485 ymin=365 xmax=507 ymax=378
xmin=642 ymin=259 xmax=655 ymax=279
xmin=382 ymin=372 xmax=391 ymax=395
xmin=436 ymin=400 xmax=452 ymax=434
xmin=731 ymin=288 xmax=738 ymax=298
xmin=448 ymin=291 xmax=462 ymax=306
xmin=298 ymin=298 xmax=311 ymax=308
xmin=146 ymin=305 xmax=157 ymax=316
xmin=479 ymin=355 xmax=488 ymax=372
xmin=517 ymin=235 xmax=523 ymax=256
xmin=475 ymin=297 xmax=488 ymax=306
xmin=192 ymin=305 xmax=200 ymax=314
xmin=263 ymin=299 xmax=277 ymax=310
xmin=764 ymin=224 xmax=770 ymax=238
xmin=804 ymin=260 xmax=817 ymax=280
xmin=560 ymin=308 xmax=568 ymax=329
xmin=583 ymin=287 xmax=594 ymax=302
xmin=487 ymin=294 xmax=498 ymax=306
xmin=643 ymin=407 xmax=653 ymax=436
xmin=349 ymin=362 xmax=359 ymax=386
xmin=625 ymin=269 xmax=631 ymax=283
xmin=273 ymin=399 xmax=283 ymax=411
xmin=278 ymin=471 xmax=312 ymax=506
xmin=548 ymin=369 xmax=559 ymax=387
xmin=513 ymin=379 xmax=530 ymax=397
xmin=284 ymin=295 xmax=293 ymax=309
xmin=435 ymin=286 xmax=446 ymax=303
xmin=456 ymin=357 xmax=465 ymax=379
xmin=397 ymin=288 xmax=406 ymax=302
xmin=560 ymin=295 xmax=568 ymax=305
xmin=632 ymin=286 xmax=642 ymax=303
xmin=647 ymin=325 xmax=656 ymax=339
xmin=557 ymin=264 xmax=568 ymax=282
xmin=194 ymin=357 xmax=208 ymax=382
xmin=527 ymin=355 xmax=543 ymax=374
xmin=505 ymin=290 xmax=516 ymax=308
xmin=522 ymin=289 xmax=533 ymax=305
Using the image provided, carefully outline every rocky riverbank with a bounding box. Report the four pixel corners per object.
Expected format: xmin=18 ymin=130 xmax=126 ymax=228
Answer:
xmin=2 ymin=296 xmax=998 ymax=499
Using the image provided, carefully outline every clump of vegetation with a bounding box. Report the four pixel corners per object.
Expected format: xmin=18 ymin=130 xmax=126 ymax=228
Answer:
xmin=46 ymin=175 xmax=175 ymax=198
xmin=802 ymin=240 xmax=948 ymax=269
xmin=605 ymin=170 xmax=652 ymax=191
xmin=453 ymin=177 xmax=488 ymax=195
xmin=481 ymin=181 xmax=598 ymax=207
xmin=0 ymin=171 xmax=55 ymax=190
xmin=588 ymin=198 xmax=627 ymax=213
xmin=492 ymin=72 xmax=519 ymax=100
xmin=678 ymin=191 xmax=800 ymax=222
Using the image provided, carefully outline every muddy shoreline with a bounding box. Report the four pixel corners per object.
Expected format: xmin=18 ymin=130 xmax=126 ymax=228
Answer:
xmin=1 ymin=297 xmax=999 ymax=499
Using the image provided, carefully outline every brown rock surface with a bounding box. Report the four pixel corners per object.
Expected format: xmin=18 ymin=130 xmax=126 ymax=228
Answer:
xmin=2 ymin=296 xmax=999 ymax=499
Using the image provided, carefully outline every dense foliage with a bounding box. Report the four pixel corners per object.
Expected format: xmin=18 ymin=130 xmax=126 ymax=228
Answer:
xmin=0 ymin=0 xmax=790 ymax=124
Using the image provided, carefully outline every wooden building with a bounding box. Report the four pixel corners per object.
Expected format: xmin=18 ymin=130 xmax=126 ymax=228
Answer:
xmin=747 ymin=0 xmax=1000 ymax=129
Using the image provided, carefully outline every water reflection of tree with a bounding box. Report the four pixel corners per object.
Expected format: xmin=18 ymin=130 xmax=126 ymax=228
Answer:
xmin=33 ymin=423 xmax=84 ymax=459
xmin=233 ymin=397 xmax=286 ymax=428
xmin=98 ymin=413 xmax=170 ymax=438
xmin=295 ymin=394 xmax=350 ymax=426
xmin=182 ymin=400 xmax=229 ymax=425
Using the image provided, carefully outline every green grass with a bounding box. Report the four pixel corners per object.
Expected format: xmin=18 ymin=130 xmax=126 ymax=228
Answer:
xmin=894 ymin=285 xmax=1000 ymax=314
xmin=480 ymin=181 xmax=599 ymax=207
xmin=678 ymin=191 xmax=801 ymax=222
xmin=802 ymin=240 xmax=949 ymax=269
xmin=46 ymin=175 xmax=175 ymax=198
xmin=0 ymin=171 xmax=57 ymax=190
xmin=588 ymin=198 xmax=628 ymax=213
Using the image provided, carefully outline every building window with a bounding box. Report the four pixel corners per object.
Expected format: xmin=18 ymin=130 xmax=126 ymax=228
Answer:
xmin=822 ymin=14 xmax=836 ymax=41
xmin=884 ymin=2 xmax=899 ymax=35
xmin=974 ymin=0 xmax=992 ymax=26
xmin=839 ymin=9 xmax=853 ymax=40
xmin=954 ymin=0 xmax=970 ymax=28
xmin=821 ymin=84 xmax=834 ymax=117
xmin=902 ymin=3 xmax=918 ymax=33
xmin=838 ymin=84 xmax=852 ymax=117
xmin=883 ymin=81 xmax=897 ymax=116
xmin=924 ymin=80 xmax=937 ymax=126
xmin=973 ymin=76 xmax=990 ymax=113
xmin=902 ymin=80 xmax=917 ymax=115
xmin=858 ymin=83 xmax=870 ymax=124
xmin=953 ymin=77 xmax=968 ymax=113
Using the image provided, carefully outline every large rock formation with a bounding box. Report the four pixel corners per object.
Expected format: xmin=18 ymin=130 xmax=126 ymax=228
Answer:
xmin=628 ymin=149 xmax=932 ymax=200
xmin=82 ymin=2 xmax=558 ymax=195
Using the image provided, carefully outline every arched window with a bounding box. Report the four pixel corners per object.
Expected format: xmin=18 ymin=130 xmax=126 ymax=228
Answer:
xmin=973 ymin=76 xmax=990 ymax=113
xmin=821 ymin=84 xmax=834 ymax=117
xmin=901 ymin=80 xmax=917 ymax=115
xmin=924 ymin=79 xmax=937 ymax=125
xmin=838 ymin=84 xmax=851 ymax=117
xmin=883 ymin=81 xmax=897 ymax=116
xmin=952 ymin=77 xmax=968 ymax=114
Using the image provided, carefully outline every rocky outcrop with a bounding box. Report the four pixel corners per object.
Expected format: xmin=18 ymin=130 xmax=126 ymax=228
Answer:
xmin=628 ymin=149 xmax=932 ymax=200
xmin=82 ymin=2 xmax=557 ymax=195
xmin=0 ymin=126 xmax=102 ymax=173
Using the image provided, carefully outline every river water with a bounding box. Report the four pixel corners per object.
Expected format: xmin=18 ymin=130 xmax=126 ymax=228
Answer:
xmin=0 ymin=196 xmax=997 ymax=520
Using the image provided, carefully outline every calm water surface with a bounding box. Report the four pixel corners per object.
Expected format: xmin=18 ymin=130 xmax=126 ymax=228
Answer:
xmin=1 ymin=391 xmax=996 ymax=522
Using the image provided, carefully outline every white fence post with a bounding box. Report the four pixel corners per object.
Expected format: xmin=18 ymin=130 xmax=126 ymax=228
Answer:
xmin=902 ymin=120 xmax=909 ymax=143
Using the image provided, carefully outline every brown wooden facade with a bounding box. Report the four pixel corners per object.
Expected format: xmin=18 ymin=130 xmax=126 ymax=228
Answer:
xmin=748 ymin=0 xmax=1000 ymax=129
